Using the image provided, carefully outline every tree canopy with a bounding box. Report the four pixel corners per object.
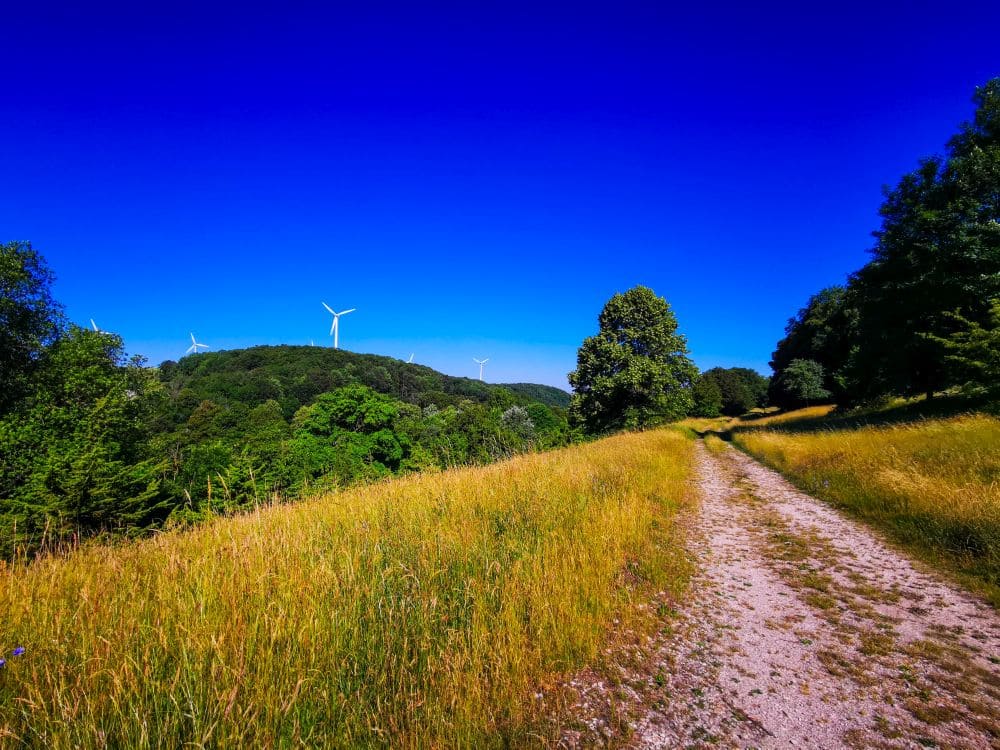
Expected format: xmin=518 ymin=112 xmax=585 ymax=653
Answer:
xmin=569 ymin=286 xmax=697 ymax=433
xmin=769 ymin=78 xmax=1000 ymax=407
xmin=768 ymin=286 xmax=856 ymax=406
xmin=845 ymin=78 xmax=1000 ymax=402
xmin=698 ymin=367 xmax=769 ymax=416
xmin=0 ymin=241 xmax=64 ymax=414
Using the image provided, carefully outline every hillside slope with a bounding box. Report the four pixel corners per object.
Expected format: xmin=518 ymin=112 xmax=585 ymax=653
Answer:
xmin=0 ymin=429 xmax=694 ymax=747
xmin=501 ymin=381 xmax=571 ymax=408
xmin=159 ymin=345 xmax=568 ymax=417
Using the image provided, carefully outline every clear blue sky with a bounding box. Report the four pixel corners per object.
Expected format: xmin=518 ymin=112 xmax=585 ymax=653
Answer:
xmin=3 ymin=2 xmax=997 ymax=388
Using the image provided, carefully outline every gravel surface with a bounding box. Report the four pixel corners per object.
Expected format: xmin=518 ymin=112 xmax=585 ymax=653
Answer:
xmin=561 ymin=440 xmax=1000 ymax=749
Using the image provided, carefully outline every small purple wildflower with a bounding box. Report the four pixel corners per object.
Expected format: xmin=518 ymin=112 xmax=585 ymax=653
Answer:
xmin=11 ymin=647 xmax=24 ymax=657
xmin=0 ymin=658 xmax=5 ymax=668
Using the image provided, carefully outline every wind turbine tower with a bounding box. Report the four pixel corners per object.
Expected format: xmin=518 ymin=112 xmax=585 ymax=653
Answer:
xmin=186 ymin=332 xmax=210 ymax=355
xmin=322 ymin=303 xmax=356 ymax=349
xmin=473 ymin=357 xmax=489 ymax=381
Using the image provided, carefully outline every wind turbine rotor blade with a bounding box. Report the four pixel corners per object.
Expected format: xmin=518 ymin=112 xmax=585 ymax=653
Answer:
xmin=482 ymin=359 xmax=489 ymax=364
xmin=322 ymin=302 xmax=335 ymax=314
xmin=190 ymin=333 xmax=197 ymax=344
xmin=337 ymin=308 xmax=356 ymax=315
xmin=91 ymin=319 xmax=98 ymax=331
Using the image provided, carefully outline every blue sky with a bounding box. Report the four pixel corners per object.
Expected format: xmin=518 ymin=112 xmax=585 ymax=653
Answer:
xmin=3 ymin=2 xmax=997 ymax=388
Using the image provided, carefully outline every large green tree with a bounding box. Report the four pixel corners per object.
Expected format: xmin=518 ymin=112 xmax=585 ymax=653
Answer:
xmin=0 ymin=241 xmax=64 ymax=414
xmin=846 ymin=78 xmax=1000 ymax=401
xmin=0 ymin=327 xmax=168 ymax=555
xmin=569 ymin=286 xmax=697 ymax=433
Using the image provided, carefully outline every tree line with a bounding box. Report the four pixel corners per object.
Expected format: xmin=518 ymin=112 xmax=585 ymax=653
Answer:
xmin=769 ymin=79 xmax=999 ymax=409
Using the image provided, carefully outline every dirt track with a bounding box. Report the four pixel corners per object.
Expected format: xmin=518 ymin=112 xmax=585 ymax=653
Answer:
xmin=563 ymin=440 xmax=1000 ymax=749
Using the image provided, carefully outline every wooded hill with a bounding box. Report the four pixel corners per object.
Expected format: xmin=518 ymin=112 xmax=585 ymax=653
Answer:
xmin=158 ymin=345 xmax=571 ymax=418
xmin=0 ymin=296 xmax=573 ymax=557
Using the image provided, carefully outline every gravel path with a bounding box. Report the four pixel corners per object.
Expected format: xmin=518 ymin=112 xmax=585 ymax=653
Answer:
xmin=561 ymin=440 xmax=1000 ymax=749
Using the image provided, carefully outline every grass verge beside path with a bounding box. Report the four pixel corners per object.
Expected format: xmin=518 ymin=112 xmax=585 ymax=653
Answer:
xmin=0 ymin=428 xmax=694 ymax=748
xmin=731 ymin=412 xmax=1000 ymax=606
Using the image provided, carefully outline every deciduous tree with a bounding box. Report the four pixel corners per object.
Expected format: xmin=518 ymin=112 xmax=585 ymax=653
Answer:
xmin=569 ymin=286 xmax=697 ymax=433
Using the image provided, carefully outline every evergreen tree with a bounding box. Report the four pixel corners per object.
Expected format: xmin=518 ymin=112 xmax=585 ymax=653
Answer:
xmin=923 ymin=299 xmax=1000 ymax=400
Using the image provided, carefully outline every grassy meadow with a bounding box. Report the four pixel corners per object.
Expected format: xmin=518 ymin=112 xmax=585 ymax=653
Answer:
xmin=729 ymin=408 xmax=1000 ymax=604
xmin=0 ymin=428 xmax=694 ymax=748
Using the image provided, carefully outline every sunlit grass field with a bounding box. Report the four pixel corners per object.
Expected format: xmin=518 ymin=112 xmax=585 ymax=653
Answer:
xmin=0 ymin=429 xmax=694 ymax=748
xmin=732 ymin=410 xmax=1000 ymax=605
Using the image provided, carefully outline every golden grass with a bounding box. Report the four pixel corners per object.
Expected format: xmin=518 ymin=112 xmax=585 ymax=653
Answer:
xmin=733 ymin=413 xmax=1000 ymax=604
xmin=702 ymin=433 xmax=730 ymax=454
xmin=0 ymin=429 xmax=694 ymax=748
xmin=733 ymin=404 xmax=836 ymax=429
xmin=679 ymin=416 xmax=733 ymax=435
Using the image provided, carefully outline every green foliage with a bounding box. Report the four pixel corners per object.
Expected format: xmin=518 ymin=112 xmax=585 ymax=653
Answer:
xmin=0 ymin=248 xmax=571 ymax=557
xmin=844 ymin=78 xmax=1000 ymax=402
xmin=699 ymin=367 xmax=769 ymax=416
xmin=157 ymin=345 xmax=547 ymax=419
xmin=690 ymin=374 xmax=723 ymax=417
xmin=766 ymin=78 xmax=1000 ymax=407
xmin=0 ymin=327 xmax=169 ymax=555
xmin=769 ymin=286 xmax=857 ymax=405
xmin=0 ymin=241 xmax=64 ymax=414
xmin=771 ymin=359 xmax=831 ymax=407
xmin=289 ymin=385 xmax=405 ymax=487
xmin=501 ymin=382 xmax=571 ymax=408
xmin=924 ymin=299 xmax=1000 ymax=401
xmin=569 ymin=286 xmax=697 ymax=433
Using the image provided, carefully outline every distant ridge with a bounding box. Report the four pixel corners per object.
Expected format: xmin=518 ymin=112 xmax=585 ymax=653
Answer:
xmin=159 ymin=345 xmax=569 ymax=417
xmin=500 ymin=382 xmax=571 ymax=408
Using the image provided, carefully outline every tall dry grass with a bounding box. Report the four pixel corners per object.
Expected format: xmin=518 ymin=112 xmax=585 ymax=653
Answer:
xmin=0 ymin=428 xmax=694 ymax=748
xmin=733 ymin=413 xmax=1000 ymax=603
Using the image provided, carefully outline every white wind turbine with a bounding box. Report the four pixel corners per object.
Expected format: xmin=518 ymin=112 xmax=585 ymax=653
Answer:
xmin=186 ymin=332 xmax=209 ymax=355
xmin=473 ymin=357 xmax=489 ymax=381
xmin=407 ymin=353 xmax=414 ymax=363
xmin=321 ymin=303 xmax=356 ymax=349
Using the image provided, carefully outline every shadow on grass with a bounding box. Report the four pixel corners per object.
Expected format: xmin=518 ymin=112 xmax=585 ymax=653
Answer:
xmin=732 ymin=393 xmax=994 ymax=436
